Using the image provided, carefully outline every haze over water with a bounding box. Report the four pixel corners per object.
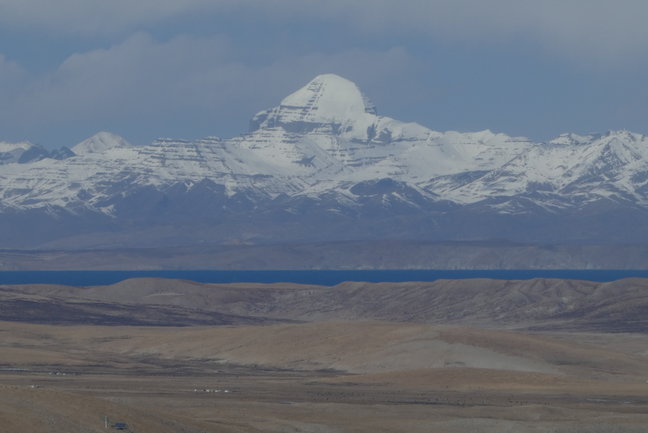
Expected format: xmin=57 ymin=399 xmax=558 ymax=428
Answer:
xmin=3 ymin=269 xmax=648 ymax=286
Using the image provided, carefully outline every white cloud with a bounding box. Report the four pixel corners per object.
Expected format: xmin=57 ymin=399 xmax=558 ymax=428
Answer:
xmin=0 ymin=0 xmax=217 ymax=34
xmin=1 ymin=33 xmax=233 ymax=135
xmin=0 ymin=55 xmax=28 ymax=119
xmin=431 ymin=0 xmax=648 ymax=65
xmin=283 ymin=0 xmax=648 ymax=66
xmin=1 ymin=32 xmax=417 ymax=142
xmin=2 ymin=1 xmax=647 ymax=65
xmin=0 ymin=54 xmax=25 ymax=84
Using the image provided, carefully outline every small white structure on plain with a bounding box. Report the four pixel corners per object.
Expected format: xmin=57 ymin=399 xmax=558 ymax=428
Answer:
xmin=193 ymin=388 xmax=231 ymax=393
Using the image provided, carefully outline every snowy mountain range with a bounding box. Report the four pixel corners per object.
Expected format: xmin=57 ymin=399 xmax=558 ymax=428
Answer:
xmin=1 ymin=73 xmax=647 ymax=248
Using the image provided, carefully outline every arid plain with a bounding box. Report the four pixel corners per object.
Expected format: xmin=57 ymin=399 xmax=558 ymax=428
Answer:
xmin=2 ymin=278 xmax=648 ymax=432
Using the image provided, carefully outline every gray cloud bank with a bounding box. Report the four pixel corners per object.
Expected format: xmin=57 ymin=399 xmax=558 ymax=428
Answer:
xmin=1 ymin=0 xmax=647 ymax=147
xmin=3 ymin=0 xmax=648 ymax=63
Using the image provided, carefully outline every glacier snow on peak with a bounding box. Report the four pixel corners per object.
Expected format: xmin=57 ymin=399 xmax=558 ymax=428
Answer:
xmin=0 ymin=141 xmax=33 ymax=164
xmin=72 ymin=131 xmax=132 ymax=155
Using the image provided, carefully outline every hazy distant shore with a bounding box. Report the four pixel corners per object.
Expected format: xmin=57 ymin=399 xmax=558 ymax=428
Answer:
xmin=1 ymin=240 xmax=648 ymax=271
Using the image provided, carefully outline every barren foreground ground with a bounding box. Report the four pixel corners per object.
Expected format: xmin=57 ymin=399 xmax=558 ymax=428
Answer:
xmin=2 ymin=278 xmax=648 ymax=432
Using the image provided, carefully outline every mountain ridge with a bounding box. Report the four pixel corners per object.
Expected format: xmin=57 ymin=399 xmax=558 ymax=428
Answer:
xmin=1 ymin=73 xmax=647 ymax=248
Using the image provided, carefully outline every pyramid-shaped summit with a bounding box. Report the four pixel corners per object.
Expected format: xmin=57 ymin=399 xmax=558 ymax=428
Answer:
xmin=250 ymin=74 xmax=377 ymax=133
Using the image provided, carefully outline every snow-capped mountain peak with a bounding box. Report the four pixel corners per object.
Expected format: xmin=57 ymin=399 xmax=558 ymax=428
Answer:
xmin=280 ymin=73 xmax=377 ymax=119
xmin=2 ymin=74 xmax=648 ymax=248
xmin=548 ymin=132 xmax=595 ymax=146
xmin=0 ymin=140 xmax=33 ymax=164
xmin=72 ymin=131 xmax=131 ymax=155
xmin=0 ymin=140 xmax=32 ymax=153
xmin=0 ymin=140 xmax=74 ymax=165
xmin=250 ymin=74 xmax=377 ymax=133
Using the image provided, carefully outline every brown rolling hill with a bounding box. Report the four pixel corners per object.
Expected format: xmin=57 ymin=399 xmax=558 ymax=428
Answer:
xmin=3 ymin=277 xmax=648 ymax=331
xmin=4 ymin=277 xmax=648 ymax=432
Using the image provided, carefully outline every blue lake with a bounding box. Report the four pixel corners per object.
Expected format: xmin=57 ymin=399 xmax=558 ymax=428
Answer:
xmin=1 ymin=269 xmax=648 ymax=286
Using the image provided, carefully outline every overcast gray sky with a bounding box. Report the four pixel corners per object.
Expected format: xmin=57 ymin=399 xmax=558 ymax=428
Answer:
xmin=1 ymin=0 xmax=647 ymax=148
